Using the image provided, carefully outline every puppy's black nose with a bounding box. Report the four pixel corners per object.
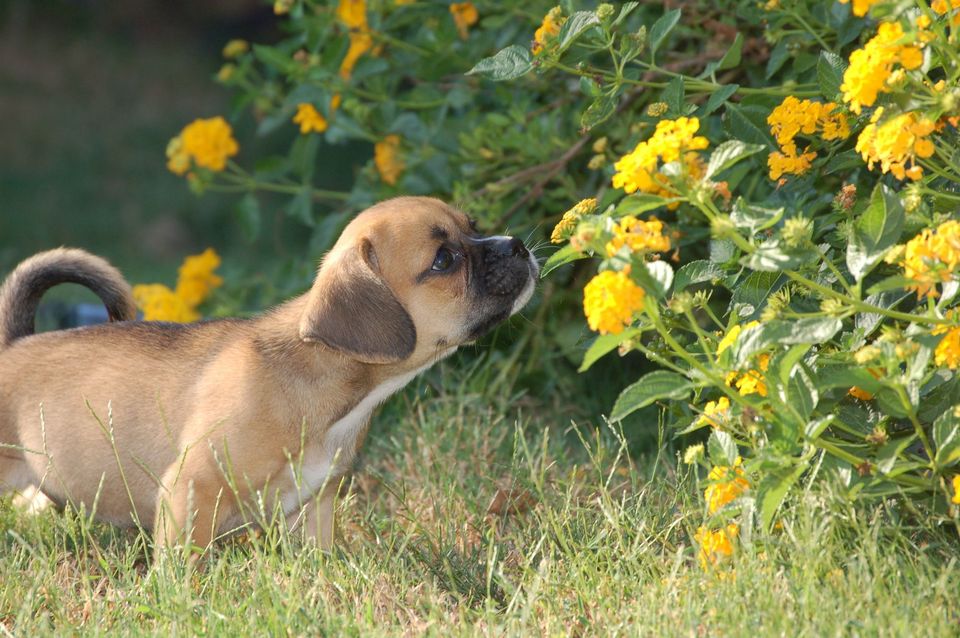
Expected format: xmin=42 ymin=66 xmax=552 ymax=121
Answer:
xmin=508 ymin=237 xmax=529 ymax=258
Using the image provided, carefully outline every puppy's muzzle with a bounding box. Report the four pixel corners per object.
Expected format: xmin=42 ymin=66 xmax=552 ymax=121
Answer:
xmin=470 ymin=235 xmax=534 ymax=299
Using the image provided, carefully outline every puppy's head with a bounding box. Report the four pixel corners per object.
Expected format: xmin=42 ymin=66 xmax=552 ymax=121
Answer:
xmin=300 ymin=197 xmax=538 ymax=364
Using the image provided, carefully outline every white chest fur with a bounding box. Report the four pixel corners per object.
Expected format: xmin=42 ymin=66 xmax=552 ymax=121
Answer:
xmin=278 ymin=355 xmax=451 ymax=515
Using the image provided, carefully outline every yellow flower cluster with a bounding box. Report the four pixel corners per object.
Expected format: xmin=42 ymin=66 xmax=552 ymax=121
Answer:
xmin=848 ymin=386 xmax=874 ymax=400
xmin=222 ymin=39 xmax=249 ymax=59
xmin=293 ymin=103 xmax=328 ymax=135
xmin=612 ymin=117 xmax=709 ymax=195
xmin=694 ymin=524 xmax=738 ymax=570
xmin=132 ymin=249 xmax=223 ymax=323
xmin=374 ymin=134 xmax=404 ymax=185
xmin=717 ymin=320 xmax=759 ymax=355
xmin=838 ymin=0 xmax=881 ymax=17
xmin=855 ymin=108 xmax=935 ymax=181
xmin=840 ymin=22 xmax=923 ymax=115
xmin=766 ymin=97 xmax=849 ymax=180
xmin=698 ymin=396 xmax=731 ymax=428
xmin=934 ymin=326 xmax=960 ymax=369
xmin=583 ymin=269 xmax=645 ymax=335
xmin=726 ymin=355 xmax=769 ymax=397
xmin=705 ymin=456 xmax=749 ymax=513
xmin=337 ymin=0 xmax=373 ymax=80
xmin=532 ymin=7 xmax=565 ymax=54
xmin=605 ymin=216 xmax=671 ymax=257
xmin=551 ymin=198 xmax=597 ymax=244
xmin=450 ymin=2 xmax=479 ymax=40
xmin=166 ymin=117 xmax=239 ymax=176
xmin=901 ymin=220 xmax=960 ymax=297
xmin=953 ymin=475 xmax=960 ymax=504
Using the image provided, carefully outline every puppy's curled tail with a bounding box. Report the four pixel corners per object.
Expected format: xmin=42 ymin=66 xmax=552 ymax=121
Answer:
xmin=0 ymin=248 xmax=137 ymax=348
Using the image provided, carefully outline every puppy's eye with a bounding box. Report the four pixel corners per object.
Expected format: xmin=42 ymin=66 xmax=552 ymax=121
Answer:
xmin=432 ymin=247 xmax=456 ymax=271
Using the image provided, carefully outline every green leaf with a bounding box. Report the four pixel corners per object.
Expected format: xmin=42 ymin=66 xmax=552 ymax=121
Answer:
xmin=648 ymin=9 xmax=681 ymax=57
xmin=778 ymin=343 xmax=812 ymax=387
xmin=236 ymin=193 xmax=261 ymax=242
xmin=541 ymin=244 xmax=587 ymax=278
xmin=729 ymin=198 xmax=784 ymax=234
xmin=729 ymin=271 xmax=785 ymax=315
xmin=804 ymin=415 xmax=833 ymax=440
xmin=708 ymin=429 xmax=738 ymax=466
xmin=817 ymin=51 xmax=847 ymax=100
xmin=466 ymin=45 xmax=533 ymax=81
xmin=824 ymin=149 xmax=863 ymax=174
xmin=742 ymin=240 xmax=811 ymax=272
xmin=612 ymin=2 xmax=641 ymax=26
xmin=287 ymin=188 xmax=314 ymax=227
xmin=717 ymin=33 xmax=744 ymax=71
xmin=784 ymin=366 xmax=818 ymax=422
xmin=766 ymin=317 xmax=843 ymax=345
xmin=674 ymin=260 xmax=726 ymax=292
xmin=581 ymin=93 xmax=619 ymax=131
xmin=661 ymin=76 xmax=685 ymax=116
xmin=934 ymin=412 xmax=960 ymax=467
xmin=765 ymin=40 xmax=790 ymax=79
xmin=705 ymin=141 xmax=765 ymax=179
xmin=758 ymin=461 xmax=808 ymax=530
xmin=723 ymin=104 xmax=776 ymax=147
xmin=610 ymin=371 xmax=693 ymax=421
xmin=557 ymin=11 xmax=600 ymax=53
xmin=253 ymin=44 xmax=297 ymax=74
xmin=701 ymin=84 xmax=739 ymax=116
xmin=579 ymin=329 xmax=640 ymax=372
xmin=615 ymin=193 xmax=677 ymax=216
xmin=846 ymin=183 xmax=905 ymax=281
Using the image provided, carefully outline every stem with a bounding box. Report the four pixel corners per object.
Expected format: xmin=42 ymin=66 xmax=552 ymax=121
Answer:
xmin=893 ymin=384 xmax=935 ymax=465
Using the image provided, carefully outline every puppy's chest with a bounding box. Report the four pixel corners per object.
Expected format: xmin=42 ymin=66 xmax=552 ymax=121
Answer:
xmin=279 ymin=368 xmax=426 ymax=512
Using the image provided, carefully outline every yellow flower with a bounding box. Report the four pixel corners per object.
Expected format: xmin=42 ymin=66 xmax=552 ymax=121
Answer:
xmin=767 ymin=143 xmax=817 ymax=180
xmin=450 ymin=2 xmax=479 ymax=39
xmin=841 ymin=22 xmax=924 ymax=115
xmin=698 ymin=396 xmax=731 ymax=428
xmin=293 ymin=103 xmax=328 ymax=134
xmin=717 ymin=321 xmax=759 ymax=355
xmin=132 ymin=284 xmax=200 ymax=323
xmin=175 ymin=248 xmax=223 ymax=308
xmin=935 ymin=327 xmax=960 ymax=369
xmin=170 ymin=116 xmax=239 ymax=173
xmin=838 ymin=0 xmax=881 ymax=17
xmin=705 ymin=457 xmax=749 ymax=513
xmin=612 ymin=117 xmax=708 ymax=195
xmin=337 ymin=0 xmax=373 ymax=80
xmin=726 ymin=353 xmax=770 ymax=397
xmin=217 ymin=64 xmax=235 ymax=83
xmin=855 ymin=109 xmax=936 ymax=181
xmin=374 ymin=134 xmax=404 ymax=185
xmin=605 ymin=216 xmax=671 ymax=257
xmin=551 ymin=198 xmax=597 ymax=244
xmin=533 ymin=7 xmax=565 ymax=54
xmin=902 ymin=221 xmax=960 ymax=297
xmin=583 ymin=270 xmax=645 ymax=335
xmin=933 ymin=0 xmax=960 ymax=14
xmin=952 ymin=475 xmax=960 ymax=504
xmin=222 ymin=39 xmax=249 ymax=59
xmin=848 ymin=386 xmax=874 ymax=400
xmin=694 ymin=524 xmax=739 ymax=569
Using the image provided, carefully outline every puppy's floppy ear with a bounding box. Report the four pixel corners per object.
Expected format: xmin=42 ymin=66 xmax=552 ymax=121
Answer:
xmin=299 ymin=238 xmax=416 ymax=363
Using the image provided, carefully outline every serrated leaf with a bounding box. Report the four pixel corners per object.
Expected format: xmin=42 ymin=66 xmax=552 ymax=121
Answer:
xmin=846 ymin=183 xmax=904 ymax=281
xmin=824 ymin=149 xmax=863 ymax=174
xmin=743 ymin=239 xmax=810 ymax=272
xmin=817 ymin=51 xmax=847 ymax=100
xmin=610 ymin=370 xmax=693 ymax=421
xmin=729 ymin=271 xmax=784 ymax=315
xmin=581 ymin=93 xmax=618 ymax=130
xmin=557 ymin=11 xmax=600 ymax=53
xmin=579 ymin=328 xmax=641 ymax=372
xmin=765 ymin=40 xmax=790 ymax=79
xmin=236 ymin=193 xmax=261 ymax=242
xmin=466 ymin=45 xmax=533 ymax=81
xmin=661 ymin=76 xmax=685 ymax=116
xmin=724 ymin=104 xmax=776 ymax=147
xmin=541 ymin=244 xmax=587 ymax=278
xmin=674 ymin=260 xmax=726 ymax=292
xmin=612 ymin=1 xmax=641 ymax=26
xmin=708 ymin=429 xmax=738 ymax=466
xmin=253 ymin=44 xmax=297 ymax=74
xmin=729 ymin=198 xmax=784 ymax=234
xmin=701 ymin=84 xmax=739 ymax=116
xmin=758 ymin=461 xmax=808 ymax=530
xmin=648 ymin=9 xmax=681 ymax=56
xmin=706 ymin=141 xmax=765 ymax=180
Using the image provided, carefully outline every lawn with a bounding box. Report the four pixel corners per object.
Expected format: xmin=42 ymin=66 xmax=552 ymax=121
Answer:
xmin=2 ymin=361 xmax=957 ymax=636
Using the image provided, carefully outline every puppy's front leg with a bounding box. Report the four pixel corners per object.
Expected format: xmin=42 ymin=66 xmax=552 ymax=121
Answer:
xmin=154 ymin=461 xmax=230 ymax=559
xmin=286 ymin=481 xmax=338 ymax=550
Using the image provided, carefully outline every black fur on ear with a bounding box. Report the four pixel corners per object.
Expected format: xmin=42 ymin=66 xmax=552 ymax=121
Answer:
xmin=299 ymin=238 xmax=417 ymax=363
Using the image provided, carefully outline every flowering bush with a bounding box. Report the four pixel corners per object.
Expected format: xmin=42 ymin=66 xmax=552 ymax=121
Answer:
xmin=133 ymin=248 xmax=223 ymax=322
xmin=499 ymin=0 xmax=960 ymax=566
xmin=171 ymin=0 xmax=960 ymax=569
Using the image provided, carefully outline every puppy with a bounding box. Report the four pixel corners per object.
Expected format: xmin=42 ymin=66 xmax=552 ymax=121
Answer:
xmin=0 ymin=196 xmax=538 ymax=555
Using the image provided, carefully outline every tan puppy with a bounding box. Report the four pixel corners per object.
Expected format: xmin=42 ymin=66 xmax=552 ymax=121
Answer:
xmin=0 ymin=196 xmax=538 ymax=555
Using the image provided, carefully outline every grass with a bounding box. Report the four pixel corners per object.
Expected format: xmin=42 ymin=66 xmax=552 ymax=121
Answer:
xmin=2 ymin=359 xmax=959 ymax=637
